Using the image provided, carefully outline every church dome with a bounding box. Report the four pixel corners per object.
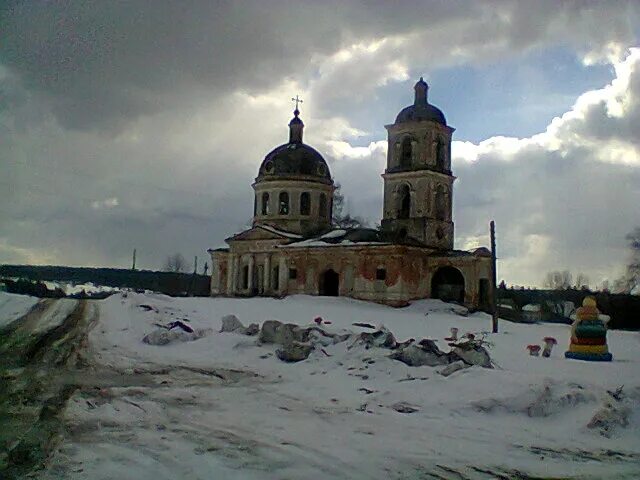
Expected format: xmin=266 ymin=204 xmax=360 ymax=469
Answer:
xmin=257 ymin=109 xmax=332 ymax=183
xmin=395 ymin=77 xmax=447 ymax=125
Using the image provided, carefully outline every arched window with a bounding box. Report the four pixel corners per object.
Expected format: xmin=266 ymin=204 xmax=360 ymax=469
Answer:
xmin=401 ymin=137 xmax=412 ymax=168
xmin=435 ymin=185 xmax=446 ymax=220
xmin=319 ymin=193 xmax=327 ymax=218
xmin=261 ymin=192 xmax=270 ymax=215
xmin=436 ymin=139 xmax=445 ymax=170
xmin=300 ymin=192 xmax=310 ymax=215
xmin=398 ymin=184 xmax=411 ymax=219
xmin=279 ymin=192 xmax=289 ymax=215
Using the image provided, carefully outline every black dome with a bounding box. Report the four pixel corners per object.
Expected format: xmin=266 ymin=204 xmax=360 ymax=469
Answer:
xmin=394 ymin=77 xmax=447 ymax=125
xmin=395 ymin=103 xmax=446 ymax=125
xmin=258 ymin=142 xmax=332 ymax=182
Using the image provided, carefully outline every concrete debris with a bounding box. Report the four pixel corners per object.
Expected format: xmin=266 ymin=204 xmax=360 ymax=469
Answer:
xmin=588 ymin=388 xmax=632 ymax=437
xmin=243 ymin=323 xmax=259 ymax=336
xmin=258 ymin=321 xmax=352 ymax=362
xmin=452 ymin=344 xmax=493 ymax=368
xmin=220 ymin=314 xmax=245 ymax=333
xmin=352 ymin=322 xmax=376 ymax=329
xmin=265 ymin=323 xmax=308 ymax=345
xmin=391 ymin=402 xmax=420 ymax=414
xmin=390 ymin=343 xmax=451 ymax=367
xmin=142 ymin=328 xmax=212 ymax=346
xmin=439 ymin=360 xmax=469 ymax=377
xmin=276 ymin=341 xmax=314 ymax=362
xmin=352 ymin=326 xmax=397 ymax=349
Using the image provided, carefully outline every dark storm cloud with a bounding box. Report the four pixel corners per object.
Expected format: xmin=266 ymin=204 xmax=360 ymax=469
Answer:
xmin=2 ymin=0 xmax=638 ymax=130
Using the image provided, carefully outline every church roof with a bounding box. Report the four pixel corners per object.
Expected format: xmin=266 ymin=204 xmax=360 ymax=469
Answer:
xmin=256 ymin=108 xmax=332 ymax=184
xmin=280 ymin=228 xmax=390 ymax=248
xmin=258 ymin=142 xmax=331 ymax=182
xmin=280 ymin=227 xmax=428 ymax=248
xmin=223 ymin=224 xmax=303 ymax=243
xmin=394 ymin=77 xmax=447 ymax=126
xmin=395 ymin=103 xmax=446 ymax=125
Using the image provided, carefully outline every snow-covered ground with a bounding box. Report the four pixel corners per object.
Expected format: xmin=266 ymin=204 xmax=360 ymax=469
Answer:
xmin=38 ymin=293 xmax=640 ymax=479
xmin=0 ymin=291 xmax=39 ymax=328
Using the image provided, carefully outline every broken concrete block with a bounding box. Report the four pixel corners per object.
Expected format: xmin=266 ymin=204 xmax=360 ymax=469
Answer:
xmin=220 ymin=314 xmax=244 ymax=333
xmin=258 ymin=320 xmax=283 ymax=344
xmin=276 ymin=341 xmax=313 ymax=362
xmin=242 ymin=323 xmax=259 ymax=336
xmin=452 ymin=345 xmax=492 ymax=368
xmin=390 ymin=344 xmax=450 ymax=367
xmin=438 ymin=360 xmax=469 ymax=377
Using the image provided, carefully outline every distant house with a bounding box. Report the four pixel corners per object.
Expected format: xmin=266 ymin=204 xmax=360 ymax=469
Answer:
xmin=521 ymin=304 xmax=542 ymax=323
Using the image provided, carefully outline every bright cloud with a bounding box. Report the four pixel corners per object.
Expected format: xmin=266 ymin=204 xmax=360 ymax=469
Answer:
xmin=91 ymin=198 xmax=119 ymax=210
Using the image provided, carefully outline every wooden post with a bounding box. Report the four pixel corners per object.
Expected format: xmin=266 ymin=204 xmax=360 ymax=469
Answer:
xmin=490 ymin=220 xmax=498 ymax=333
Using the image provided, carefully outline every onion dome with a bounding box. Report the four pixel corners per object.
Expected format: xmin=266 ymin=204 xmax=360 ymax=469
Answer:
xmin=395 ymin=77 xmax=447 ymax=125
xmin=257 ymin=109 xmax=332 ymax=183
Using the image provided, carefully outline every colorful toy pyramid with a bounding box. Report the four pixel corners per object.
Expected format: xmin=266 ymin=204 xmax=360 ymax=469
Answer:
xmin=565 ymin=296 xmax=612 ymax=362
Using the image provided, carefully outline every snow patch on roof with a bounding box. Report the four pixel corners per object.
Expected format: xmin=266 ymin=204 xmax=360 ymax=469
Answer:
xmin=281 ymin=239 xmax=391 ymax=248
xmin=320 ymin=229 xmax=347 ymax=239
xmin=258 ymin=224 xmax=303 ymax=239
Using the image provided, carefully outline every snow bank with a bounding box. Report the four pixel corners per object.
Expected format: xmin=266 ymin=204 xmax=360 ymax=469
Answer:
xmin=39 ymin=293 xmax=640 ymax=479
xmin=0 ymin=291 xmax=39 ymax=328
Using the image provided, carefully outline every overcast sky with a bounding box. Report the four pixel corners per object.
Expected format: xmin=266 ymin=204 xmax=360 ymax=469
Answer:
xmin=2 ymin=1 xmax=639 ymax=287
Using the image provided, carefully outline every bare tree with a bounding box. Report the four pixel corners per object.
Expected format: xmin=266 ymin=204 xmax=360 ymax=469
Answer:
xmin=332 ymin=182 xmax=365 ymax=228
xmin=163 ymin=253 xmax=188 ymax=273
xmin=543 ymin=270 xmax=573 ymax=290
xmin=614 ymin=227 xmax=640 ymax=293
xmin=575 ymin=273 xmax=590 ymax=290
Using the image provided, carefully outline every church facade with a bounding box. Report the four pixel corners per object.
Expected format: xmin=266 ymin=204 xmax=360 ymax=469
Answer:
xmin=208 ymin=79 xmax=493 ymax=308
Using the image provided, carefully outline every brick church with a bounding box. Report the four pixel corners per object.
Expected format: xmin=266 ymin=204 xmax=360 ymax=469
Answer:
xmin=208 ymin=78 xmax=493 ymax=308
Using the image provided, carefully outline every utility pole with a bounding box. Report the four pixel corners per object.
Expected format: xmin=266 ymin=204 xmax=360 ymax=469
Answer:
xmin=132 ymin=248 xmax=137 ymax=271
xmin=490 ymin=220 xmax=498 ymax=333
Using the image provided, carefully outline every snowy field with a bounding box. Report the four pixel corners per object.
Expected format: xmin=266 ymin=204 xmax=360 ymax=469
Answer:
xmin=42 ymin=280 xmax=121 ymax=296
xmin=1 ymin=277 xmax=121 ymax=296
xmin=29 ymin=292 xmax=640 ymax=479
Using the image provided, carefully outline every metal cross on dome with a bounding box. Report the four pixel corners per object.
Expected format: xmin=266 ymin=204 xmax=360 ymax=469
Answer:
xmin=291 ymin=95 xmax=303 ymax=111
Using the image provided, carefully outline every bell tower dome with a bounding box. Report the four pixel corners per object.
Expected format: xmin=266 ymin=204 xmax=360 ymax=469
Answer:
xmin=381 ymin=78 xmax=455 ymax=249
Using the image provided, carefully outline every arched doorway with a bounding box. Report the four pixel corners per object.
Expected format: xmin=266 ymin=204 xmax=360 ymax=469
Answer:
xmin=319 ymin=269 xmax=340 ymax=296
xmin=431 ymin=267 xmax=465 ymax=303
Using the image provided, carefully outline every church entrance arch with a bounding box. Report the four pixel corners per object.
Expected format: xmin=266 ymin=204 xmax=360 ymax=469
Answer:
xmin=319 ymin=269 xmax=340 ymax=296
xmin=431 ymin=266 xmax=465 ymax=303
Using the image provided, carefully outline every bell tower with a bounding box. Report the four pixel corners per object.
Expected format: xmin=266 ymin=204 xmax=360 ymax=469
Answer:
xmin=381 ymin=78 xmax=455 ymax=249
